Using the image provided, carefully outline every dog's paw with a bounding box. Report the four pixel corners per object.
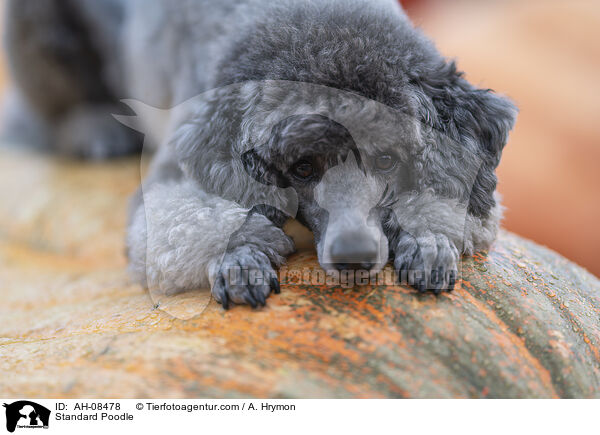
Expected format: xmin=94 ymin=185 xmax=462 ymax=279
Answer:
xmin=393 ymin=231 xmax=459 ymax=294
xmin=211 ymin=246 xmax=280 ymax=309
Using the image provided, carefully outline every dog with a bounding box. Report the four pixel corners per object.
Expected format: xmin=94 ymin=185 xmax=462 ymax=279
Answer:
xmin=4 ymin=0 xmax=517 ymax=308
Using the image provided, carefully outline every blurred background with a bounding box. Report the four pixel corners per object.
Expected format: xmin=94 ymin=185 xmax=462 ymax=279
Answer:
xmin=0 ymin=0 xmax=598 ymax=276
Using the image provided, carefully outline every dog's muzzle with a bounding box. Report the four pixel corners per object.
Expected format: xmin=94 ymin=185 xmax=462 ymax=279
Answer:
xmin=328 ymin=230 xmax=379 ymax=271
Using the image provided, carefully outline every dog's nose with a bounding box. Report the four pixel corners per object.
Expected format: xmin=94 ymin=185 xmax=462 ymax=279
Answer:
xmin=329 ymin=231 xmax=378 ymax=271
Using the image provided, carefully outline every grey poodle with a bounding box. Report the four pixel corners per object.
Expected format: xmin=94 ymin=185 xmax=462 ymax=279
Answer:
xmin=4 ymin=0 xmax=517 ymax=308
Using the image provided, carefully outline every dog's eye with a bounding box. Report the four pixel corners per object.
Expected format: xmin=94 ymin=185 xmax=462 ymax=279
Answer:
xmin=374 ymin=154 xmax=396 ymax=171
xmin=291 ymin=160 xmax=314 ymax=180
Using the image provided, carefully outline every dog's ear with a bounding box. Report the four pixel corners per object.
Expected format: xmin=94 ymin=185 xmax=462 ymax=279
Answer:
xmin=241 ymin=147 xmax=290 ymax=188
xmin=414 ymin=60 xmax=517 ymax=217
xmin=416 ymin=60 xmax=517 ymax=164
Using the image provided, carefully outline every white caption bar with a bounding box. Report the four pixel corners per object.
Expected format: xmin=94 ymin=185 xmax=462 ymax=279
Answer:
xmin=0 ymin=399 xmax=595 ymax=435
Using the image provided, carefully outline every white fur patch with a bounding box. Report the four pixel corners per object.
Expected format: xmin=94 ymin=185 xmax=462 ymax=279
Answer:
xmin=127 ymin=179 xmax=250 ymax=294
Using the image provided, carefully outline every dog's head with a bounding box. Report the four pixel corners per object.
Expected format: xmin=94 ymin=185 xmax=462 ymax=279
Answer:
xmin=241 ymin=112 xmax=417 ymax=274
xmin=235 ymin=68 xmax=516 ymax=275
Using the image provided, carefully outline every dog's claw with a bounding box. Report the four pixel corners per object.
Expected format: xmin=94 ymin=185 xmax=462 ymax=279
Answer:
xmin=271 ymin=276 xmax=281 ymax=294
xmin=244 ymin=293 xmax=258 ymax=308
xmin=448 ymin=270 xmax=457 ymax=290
xmin=213 ymin=276 xmax=230 ymax=309
xmin=221 ymin=289 xmax=230 ymax=310
xmin=254 ymin=287 xmax=266 ymax=306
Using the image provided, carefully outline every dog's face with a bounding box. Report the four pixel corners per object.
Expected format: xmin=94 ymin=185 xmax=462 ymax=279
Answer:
xmin=173 ymin=71 xmax=515 ymax=285
xmin=242 ymin=113 xmax=418 ymax=274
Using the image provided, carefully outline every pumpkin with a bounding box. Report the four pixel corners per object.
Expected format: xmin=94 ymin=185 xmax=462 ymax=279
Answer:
xmin=0 ymin=149 xmax=598 ymax=398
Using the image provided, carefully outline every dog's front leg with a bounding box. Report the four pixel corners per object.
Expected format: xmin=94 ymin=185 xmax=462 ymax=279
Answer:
xmin=127 ymin=179 xmax=295 ymax=308
xmin=210 ymin=205 xmax=295 ymax=308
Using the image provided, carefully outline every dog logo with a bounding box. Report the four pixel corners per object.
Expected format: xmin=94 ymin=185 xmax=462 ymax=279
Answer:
xmin=3 ymin=401 xmax=50 ymax=433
